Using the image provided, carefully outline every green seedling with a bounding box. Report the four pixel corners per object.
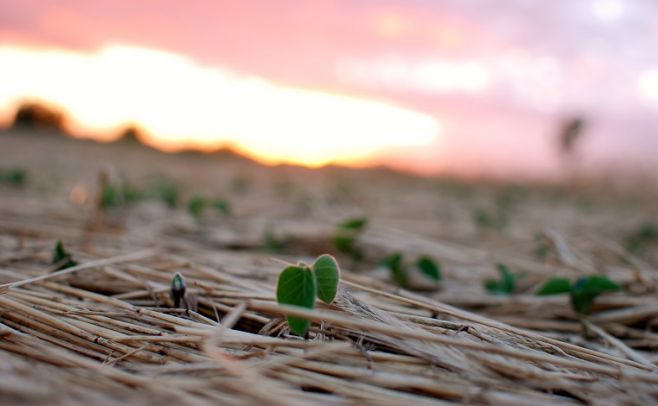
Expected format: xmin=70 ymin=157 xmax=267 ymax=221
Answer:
xmin=187 ymin=195 xmax=208 ymax=220
xmin=474 ymin=209 xmax=495 ymax=230
xmin=170 ymin=272 xmax=187 ymax=309
xmin=122 ymin=183 xmax=143 ymax=204
xmin=100 ymin=183 xmax=123 ymax=210
xmin=264 ymin=227 xmax=287 ymax=253
xmin=0 ymin=168 xmax=27 ymax=187
xmin=473 ymin=187 xmax=522 ymax=232
xmin=484 ymin=264 xmax=516 ymax=295
xmin=212 ymin=199 xmax=231 ymax=216
xmin=624 ymin=223 xmax=657 ymax=256
xmin=187 ymin=196 xmax=231 ymax=222
xmin=534 ymin=233 xmax=551 ymax=261
xmin=276 ymin=254 xmax=341 ymax=336
xmin=537 ymin=275 xmax=620 ymax=314
xmin=381 ymin=253 xmax=441 ymax=288
xmin=152 ymin=179 xmax=180 ymax=209
xmin=332 ymin=216 xmax=368 ymax=262
xmin=382 ymin=252 xmax=406 ymax=287
xmin=52 ymin=240 xmax=77 ymax=271
xmin=416 ymin=256 xmax=441 ymax=281
xmin=474 ymin=206 xmax=508 ymax=231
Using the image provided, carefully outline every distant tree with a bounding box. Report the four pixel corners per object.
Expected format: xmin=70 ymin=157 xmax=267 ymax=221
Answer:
xmin=558 ymin=116 xmax=586 ymax=156
xmin=557 ymin=115 xmax=588 ymax=181
xmin=116 ymin=125 xmax=145 ymax=144
xmin=11 ymin=102 xmax=66 ymax=132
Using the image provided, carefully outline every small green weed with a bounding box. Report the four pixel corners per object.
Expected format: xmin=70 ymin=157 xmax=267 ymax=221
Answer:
xmin=0 ymin=168 xmax=27 ymax=188
xmin=537 ymin=275 xmax=620 ymax=314
xmin=332 ymin=216 xmax=368 ymax=263
xmin=276 ymin=254 xmax=340 ymax=336
xmin=52 ymin=240 xmax=77 ymax=271
xmin=484 ymin=264 xmax=516 ymax=295
xmin=381 ymin=252 xmax=441 ymax=288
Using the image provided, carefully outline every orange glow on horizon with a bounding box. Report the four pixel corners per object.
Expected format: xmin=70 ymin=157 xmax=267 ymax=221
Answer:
xmin=0 ymin=44 xmax=441 ymax=168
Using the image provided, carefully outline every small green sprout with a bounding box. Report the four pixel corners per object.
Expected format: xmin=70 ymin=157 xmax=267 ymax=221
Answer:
xmin=122 ymin=183 xmax=143 ymax=204
xmin=332 ymin=216 xmax=368 ymax=262
xmin=153 ymin=179 xmax=180 ymax=209
xmin=212 ymin=199 xmax=231 ymax=216
xmin=170 ymin=272 xmax=187 ymax=309
xmin=537 ymin=275 xmax=620 ymax=314
xmin=52 ymin=240 xmax=77 ymax=271
xmin=474 ymin=209 xmax=495 ymax=229
xmin=381 ymin=253 xmax=441 ymax=288
xmin=187 ymin=196 xmax=231 ymax=222
xmin=383 ymin=252 xmax=406 ymax=287
xmin=416 ymin=256 xmax=441 ymax=281
xmin=474 ymin=206 xmax=508 ymax=231
xmin=264 ymin=227 xmax=287 ymax=253
xmin=276 ymin=254 xmax=341 ymax=336
xmin=484 ymin=264 xmax=516 ymax=295
xmin=624 ymin=223 xmax=657 ymax=256
xmin=187 ymin=195 xmax=208 ymax=220
xmin=534 ymin=233 xmax=551 ymax=261
xmin=100 ymin=183 xmax=123 ymax=210
xmin=0 ymin=168 xmax=27 ymax=188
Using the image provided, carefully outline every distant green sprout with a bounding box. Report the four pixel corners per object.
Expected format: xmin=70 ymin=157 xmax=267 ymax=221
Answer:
xmin=484 ymin=264 xmax=516 ymax=295
xmin=473 ymin=186 xmax=523 ymax=232
xmin=534 ymin=233 xmax=551 ymax=261
xmin=276 ymin=254 xmax=340 ymax=336
xmin=624 ymin=223 xmax=657 ymax=256
xmin=536 ymin=275 xmax=620 ymax=314
xmin=474 ymin=209 xmax=496 ymax=230
xmin=383 ymin=252 xmax=406 ymax=287
xmin=122 ymin=183 xmax=143 ymax=204
xmin=381 ymin=252 xmax=441 ymax=288
xmin=100 ymin=183 xmax=123 ymax=210
xmin=332 ymin=216 xmax=368 ymax=262
xmin=474 ymin=205 xmax=508 ymax=231
xmin=187 ymin=195 xmax=231 ymax=222
xmin=416 ymin=256 xmax=441 ymax=281
xmin=170 ymin=272 xmax=187 ymax=309
xmin=52 ymin=240 xmax=77 ymax=271
xmin=155 ymin=180 xmax=180 ymax=209
xmin=0 ymin=168 xmax=27 ymax=187
xmin=264 ymin=227 xmax=288 ymax=253
xmin=187 ymin=196 xmax=208 ymax=220
xmin=212 ymin=199 xmax=231 ymax=216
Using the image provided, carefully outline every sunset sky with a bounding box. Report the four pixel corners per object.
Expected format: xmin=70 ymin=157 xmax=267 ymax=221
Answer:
xmin=1 ymin=0 xmax=657 ymax=177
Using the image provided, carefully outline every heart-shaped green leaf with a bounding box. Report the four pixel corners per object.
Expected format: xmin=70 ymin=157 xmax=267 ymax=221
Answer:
xmin=536 ymin=277 xmax=572 ymax=296
xmin=570 ymin=275 xmax=620 ymax=314
xmin=578 ymin=275 xmax=620 ymax=295
xmin=276 ymin=265 xmax=317 ymax=336
xmin=416 ymin=256 xmax=441 ymax=281
xmin=312 ymin=254 xmax=340 ymax=304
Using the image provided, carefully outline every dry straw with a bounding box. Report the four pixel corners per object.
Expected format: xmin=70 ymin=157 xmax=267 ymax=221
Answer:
xmin=0 ymin=189 xmax=657 ymax=405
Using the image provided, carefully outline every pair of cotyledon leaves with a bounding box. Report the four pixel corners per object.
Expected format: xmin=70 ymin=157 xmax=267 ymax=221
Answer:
xmin=276 ymin=254 xmax=340 ymax=336
xmin=537 ymin=275 xmax=620 ymax=314
xmin=383 ymin=252 xmax=440 ymax=288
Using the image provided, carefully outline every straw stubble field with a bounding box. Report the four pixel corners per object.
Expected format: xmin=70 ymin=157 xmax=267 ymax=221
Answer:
xmin=1 ymin=131 xmax=657 ymax=405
